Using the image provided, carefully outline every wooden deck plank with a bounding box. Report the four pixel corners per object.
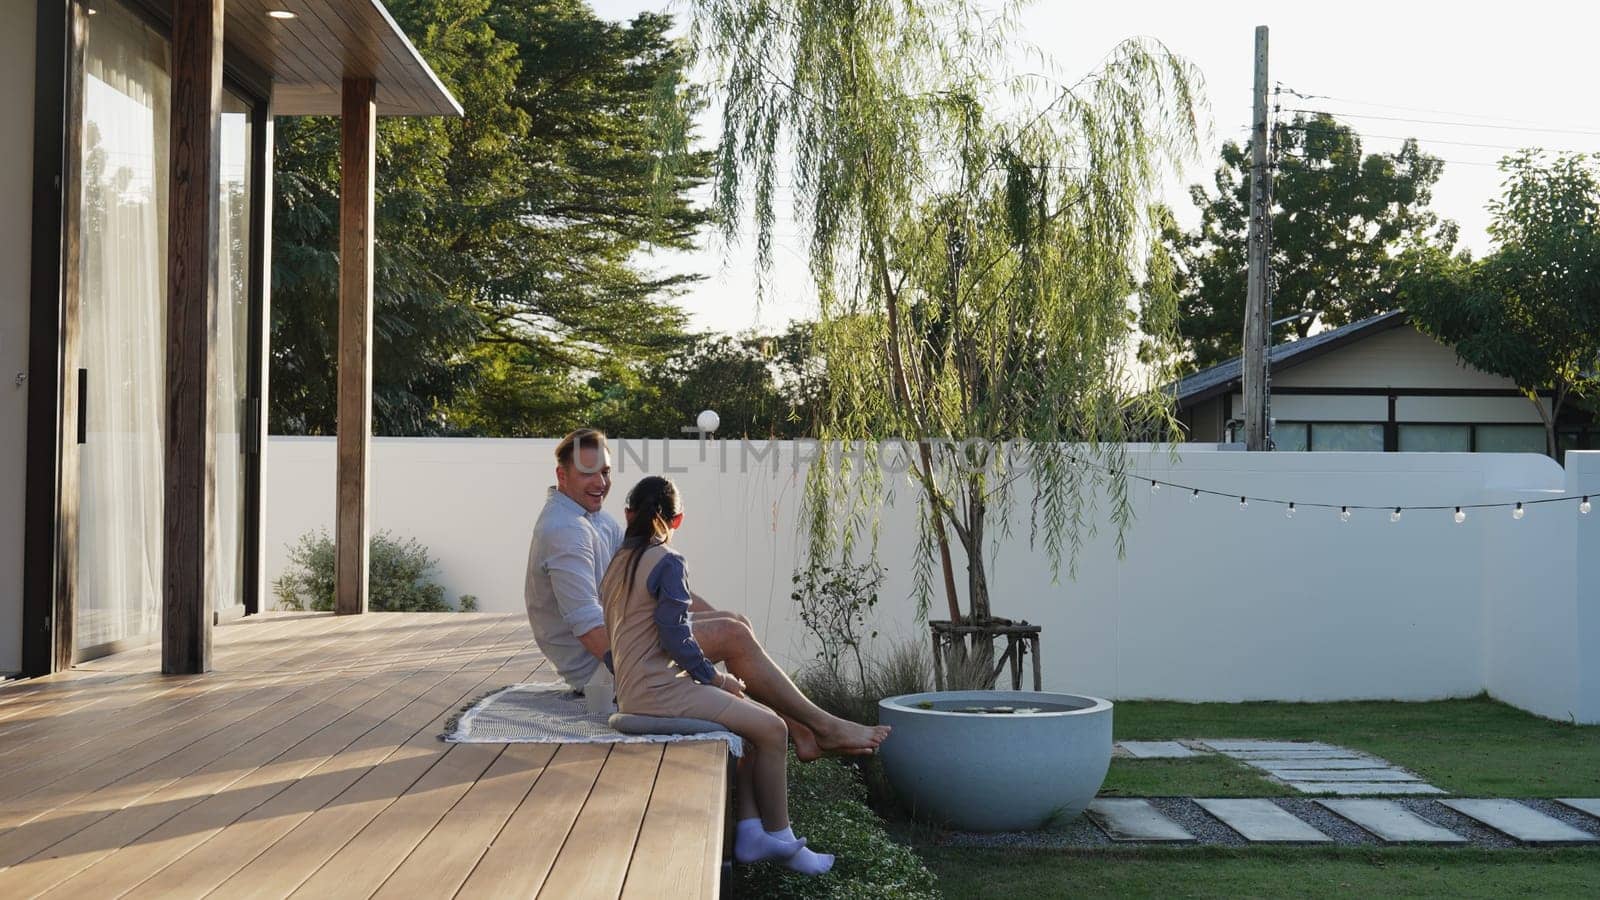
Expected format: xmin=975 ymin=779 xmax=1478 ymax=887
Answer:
xmin=0 ymin=618 xmax=501 ymax=895
xmin=454 ymin=743 xmax=613 ymax=900
xmin=370 ymin=743 xmax=558 ymax=900
xmin=131 ymin=631 xmax=542 ymax=900
xmin=286 ymin=743 xmax=507 ymax=899
xmin=622 ymin=742 xmax=729 ymax=900
xmin=0 ymin=614 xmax=336 ymax=740
xmin=0 ymin=613 xmax=730 ymax=900
xmin=0 ymin=615 xmax=390 ymax=811
xmin=537 ymin=743 xmax=666 ymax=900
xmin=34 ymin=620 xmax=528 ymax=900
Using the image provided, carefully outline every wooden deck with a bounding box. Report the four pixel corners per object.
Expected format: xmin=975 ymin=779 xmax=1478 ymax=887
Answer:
xmin=0 ymin=613 xmax=728 ymax=899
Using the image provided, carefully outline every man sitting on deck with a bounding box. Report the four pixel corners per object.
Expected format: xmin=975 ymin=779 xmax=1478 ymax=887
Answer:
xmin=524 ymin=428 xmax=889 ymax=759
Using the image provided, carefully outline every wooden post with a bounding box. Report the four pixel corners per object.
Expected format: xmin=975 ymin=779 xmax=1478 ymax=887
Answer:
xmin=163 ymin=0 xmax=224 ymax=674
xmin=1242 ymin=25 xmax=1273 ymax=451
xmin=335 ymin=78 xmax=376 ymax=616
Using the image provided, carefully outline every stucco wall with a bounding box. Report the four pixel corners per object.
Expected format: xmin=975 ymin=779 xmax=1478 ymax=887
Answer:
xmin=0 ymin=0 xmax=37 ymax=674
xmin=263 ymin=437 xmax=1598 ymax=720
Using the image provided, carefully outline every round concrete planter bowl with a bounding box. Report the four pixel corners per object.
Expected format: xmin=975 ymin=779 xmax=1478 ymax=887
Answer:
xmin=877 ymin=690 xmax=1113 ymax=832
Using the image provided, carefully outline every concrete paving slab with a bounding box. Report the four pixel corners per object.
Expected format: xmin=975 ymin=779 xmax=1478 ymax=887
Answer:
xmin=1199 ymin=740 xmax=1337 ymax=752
xmin=1287 ymin=782 xmax=1445 ymax=796
xmin=1221 ymin=749 xmax=1364 ymax=760
xmin=1086 ymin=799 xmax=1196 ymax=842
xmin=1194 ymin=799 xmax=1331 ymax=842
xmin=1252 ymin=758 xmax=1391 ymax=772
xmin=1441 ymin=799 xmax=1599 ymax=844
xmin=1556 ymin=798 xmax=1600 ymax=819
xmin=1265 ymin=769 xmax=1420 ymax=782
xmin=1118 ymin=741 xmax=1203 ymax=759
xmin=1318 ymin=800 xmax=1466 ymax=843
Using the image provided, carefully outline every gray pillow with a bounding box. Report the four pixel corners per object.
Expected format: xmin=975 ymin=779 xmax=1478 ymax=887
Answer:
xmin=608 ymin=712 xmax=729 ymax=735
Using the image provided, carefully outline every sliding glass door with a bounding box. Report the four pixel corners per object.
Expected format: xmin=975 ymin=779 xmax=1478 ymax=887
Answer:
xmin=76 ymin=0 xmax=170 ymax=656
xmin=73 ymin=0 xmax=257 ymax=659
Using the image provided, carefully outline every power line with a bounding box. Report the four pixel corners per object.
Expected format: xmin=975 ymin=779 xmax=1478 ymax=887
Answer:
xmin=1283 ymin=107 xmax=1600 ymax=139
xmin=1277 ymin=84 xmax=1590 ymax=129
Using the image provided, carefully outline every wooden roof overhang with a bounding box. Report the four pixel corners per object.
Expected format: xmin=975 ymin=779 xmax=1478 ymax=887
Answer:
xmin=225 ymin=0 xmax=461 ymax=117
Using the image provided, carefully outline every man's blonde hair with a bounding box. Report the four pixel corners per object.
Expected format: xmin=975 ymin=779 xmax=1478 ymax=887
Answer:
xmin=555 ymin=428 xmax=608 ymax=468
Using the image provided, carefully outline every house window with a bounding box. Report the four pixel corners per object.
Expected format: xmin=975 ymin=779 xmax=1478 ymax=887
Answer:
xmin=1475 ymin=425 xmax=1546 ymax=454
xmin=1398 ymin=424 xmax=1471 ymax=453
xmin=1273 ymin=422 xmax=1309 ymax=451
xmin=1310 ymin=423 xmax=1384 ymax=452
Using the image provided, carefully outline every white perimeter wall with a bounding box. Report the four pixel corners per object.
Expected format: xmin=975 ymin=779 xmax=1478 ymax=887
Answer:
xmin=265 ymin=438 xmax=1600 ymax=721
xmin=0 ymin=0 xmax=36 ymax=674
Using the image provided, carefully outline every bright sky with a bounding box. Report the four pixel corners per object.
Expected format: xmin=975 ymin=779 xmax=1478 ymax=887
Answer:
xmin=592 ymin=0 xmax=1600 ymax=336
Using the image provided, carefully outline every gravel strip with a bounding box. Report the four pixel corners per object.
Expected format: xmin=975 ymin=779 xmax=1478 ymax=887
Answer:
xmin=934 ymin=797 xmax=1600 ymax=850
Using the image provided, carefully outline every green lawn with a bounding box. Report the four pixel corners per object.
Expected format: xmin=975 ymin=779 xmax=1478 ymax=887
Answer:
xmin=919 ymin=846 xmax=1600 ymax=899
xmin=1110 ymin=695 xmax=1600 ymax=796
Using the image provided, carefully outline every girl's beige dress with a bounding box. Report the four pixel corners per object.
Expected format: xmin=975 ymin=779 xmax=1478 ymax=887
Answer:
xmin=601 ymin=540 xmax=736 ymax=722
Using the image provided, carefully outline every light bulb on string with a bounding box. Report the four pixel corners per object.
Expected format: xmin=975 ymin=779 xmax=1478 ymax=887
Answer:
xmin=1582 ymin=496 xmax=1592 ymax=515
xmin=1513 ymin=502 xmax=1525 ymax=520
xmin=1150 ymin=480 xmax=1160 ymax=494
xmin=1189 ymin=489 xmax=1200 ymax=504
xmin=1239 ymin=496 xmax=1248 ymax=511
xmin=1284 ymin=502 xmax=1295 ymax=519
xmin=1339 ymin=506 xmax=1351 ymax=523
xmin=1390 ymin=507 xmax=1402 ymax=523
xmin=1454 ymin=507 xmax=1467 ymax=524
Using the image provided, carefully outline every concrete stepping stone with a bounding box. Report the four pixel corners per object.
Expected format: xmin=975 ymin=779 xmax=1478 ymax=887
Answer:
xmin=1200 ymin=740 xmax=1336 ymax=752
xmin=1441 ymin=799 xmax=1598 ymax=844
xmin=1221 ymin=749 xmax=1364 ymax=760
xmin=1119 ymin=741 xmax=1203 ymax=759
xmin=1195 ymin=799 xmax=1331 ymax=843
xmin=1253 ymin=757 xmax=1390 ymax=772
xmin=1287 ymin=781 xmax=1445 ymax=796
xmin=1268 ymin=769 xmax=1420 ymax=782
xmin=1086 ymin=799 xmax=1196 ymax=842
xmin=1556 ymin=798 xmax=1600 ymax=819
xmin=1318 ymin=800 xmax=1466 ymax=843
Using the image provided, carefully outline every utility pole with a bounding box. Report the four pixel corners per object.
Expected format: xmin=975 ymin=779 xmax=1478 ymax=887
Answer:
xmin=1242 ymin=25 xmax=1273 ymax=451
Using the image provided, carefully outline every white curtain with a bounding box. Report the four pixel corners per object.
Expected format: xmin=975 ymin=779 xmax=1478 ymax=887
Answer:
xmin=76 ymin=0 xmax=170 ymax=651
xmin=213 ymin=92 xmax=253 ymax=613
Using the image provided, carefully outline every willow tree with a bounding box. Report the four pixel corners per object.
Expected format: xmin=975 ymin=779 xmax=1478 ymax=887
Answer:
xmin=689 ymin=0 xmax=1202 ymax=671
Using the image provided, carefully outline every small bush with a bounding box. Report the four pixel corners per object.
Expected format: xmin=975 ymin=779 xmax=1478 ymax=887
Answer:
xmin=733 ymin=750 xmax=941 ymax=899
xmin=458 ymin=594 xmax=479 ymax=612
xmin=797 ymin=640 xmax=931 ymax=727
xmin=272 ymin=529 xmax=452 ymax=612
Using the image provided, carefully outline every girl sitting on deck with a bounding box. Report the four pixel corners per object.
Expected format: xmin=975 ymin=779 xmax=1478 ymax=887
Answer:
xmin=600 ymin=476 xmax=834 ymax=876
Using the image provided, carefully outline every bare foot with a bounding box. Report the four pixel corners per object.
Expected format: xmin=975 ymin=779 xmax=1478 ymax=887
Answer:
xmin=815 ymin=718 xmax=892 ymax=755
xmin=791 ymin=721 xmax=824 ymax=763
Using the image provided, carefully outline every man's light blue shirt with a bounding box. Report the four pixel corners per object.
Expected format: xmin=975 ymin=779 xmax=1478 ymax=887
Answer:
xmin=524 ymin=486 xmax=623 ymax=688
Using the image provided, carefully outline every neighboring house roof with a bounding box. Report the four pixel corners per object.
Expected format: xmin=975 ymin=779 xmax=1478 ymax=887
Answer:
xmin=1172 ymin=309 xmax=1412 ymax=408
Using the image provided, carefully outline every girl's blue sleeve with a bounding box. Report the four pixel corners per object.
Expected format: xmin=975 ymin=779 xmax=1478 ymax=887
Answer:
xmin=647 ymin=552 xmax=719 ymax=684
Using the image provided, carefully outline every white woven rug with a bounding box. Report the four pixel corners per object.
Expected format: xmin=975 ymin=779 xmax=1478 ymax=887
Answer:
xmin=440 ymin=682 xmax=743 ymax=757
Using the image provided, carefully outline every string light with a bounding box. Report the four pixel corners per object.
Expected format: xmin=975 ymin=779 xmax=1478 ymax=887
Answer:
xmin=1285 ymin=501 xmax=1295 ymax=519
xmin=1150 ymin=480 xmax=1160 ymax=494
xmin=1189 ymin=489 xmax=1200 ymax=503
xmin=1513 ymin=502 xmax=1525 ymax=520
xmin=1339 ymin=506 xmax=1351 ymax=523
xmin=1239 ymin=496 xmax=1248 ymax=510
xmin=1391 ymin=507 xmax=1403 ymax=523
xmin=1584 ymin=497 xmax=1593 ymax=515
xmin=1454 ymin=507 xmax=1467 ymax=524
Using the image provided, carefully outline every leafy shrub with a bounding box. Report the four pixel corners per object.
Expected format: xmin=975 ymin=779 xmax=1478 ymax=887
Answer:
xmin=793 ymin=560 xmax=884 ymax=689
xmin=272 ymin=529 xmax=451 ymax=612
xmin=457 ymin=594 xmax=479 ymax=612
xmin=733 ymin=750 xmax=941 ymax=899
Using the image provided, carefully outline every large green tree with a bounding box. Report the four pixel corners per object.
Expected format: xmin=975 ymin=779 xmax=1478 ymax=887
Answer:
xmin=688 ymin=0 xmax=1200 ymax=669
xmin=270 ymin=0 xmax=712 ymax=435
xmin=1404 ymin=151 xmax=1600 ymax=457
xmin=1162 ymin=112 xmax=1453 ymax=369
